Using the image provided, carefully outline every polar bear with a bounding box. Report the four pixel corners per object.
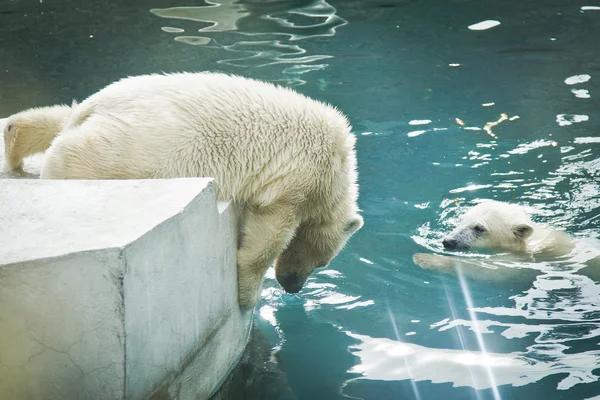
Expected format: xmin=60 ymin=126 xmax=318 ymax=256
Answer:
xmin=3 ymin=104 xmax=75 ymax=171
xmin=440 ymin=200 xmax=573 ymax=255
xmin=412 ymin=200 xmax=588 ymax=282
xmin=3 ymin=72 xmax=363 ymax=309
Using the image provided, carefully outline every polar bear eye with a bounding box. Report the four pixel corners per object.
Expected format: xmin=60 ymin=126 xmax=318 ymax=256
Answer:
xmin=6 ymin=123 xmax=13 ymax=132
xmin=473 ymin=224 xmax=486 ymax=234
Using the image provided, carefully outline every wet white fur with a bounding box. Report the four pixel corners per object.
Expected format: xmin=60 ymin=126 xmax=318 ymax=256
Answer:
xmin=413 ymin=200 xmax=577 ymax=282
xmin=445 ymin=200 xmax=571 ymax=254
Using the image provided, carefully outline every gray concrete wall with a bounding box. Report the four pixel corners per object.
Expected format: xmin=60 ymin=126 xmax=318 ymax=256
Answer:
xmin=0 ymin=120 xmax=252 ymax=399
xmin=0 ymin=247 xmax=127 ymax=399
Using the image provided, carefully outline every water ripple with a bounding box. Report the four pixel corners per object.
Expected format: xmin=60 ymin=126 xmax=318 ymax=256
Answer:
xmin=150 ymin=0 xmax=347 ymax=83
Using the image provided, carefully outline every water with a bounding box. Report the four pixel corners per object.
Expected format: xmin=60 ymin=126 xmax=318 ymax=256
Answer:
xmin=2 ymin=0 xmax=600 ymax=399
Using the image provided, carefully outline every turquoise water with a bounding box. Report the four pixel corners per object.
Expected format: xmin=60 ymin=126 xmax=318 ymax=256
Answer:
xmin=2 ymin=0 xmax=600 ymax=399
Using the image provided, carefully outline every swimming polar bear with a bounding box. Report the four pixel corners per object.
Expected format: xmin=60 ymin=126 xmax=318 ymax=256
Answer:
xmin=413 ymin=200 xmax=600 ymax=283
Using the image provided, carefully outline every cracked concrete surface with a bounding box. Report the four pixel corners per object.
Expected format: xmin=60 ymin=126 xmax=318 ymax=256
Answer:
xmin=0 ymin=130 xmax=252 ymax=399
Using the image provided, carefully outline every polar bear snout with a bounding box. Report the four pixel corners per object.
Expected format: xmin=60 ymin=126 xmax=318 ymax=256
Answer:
xmin=442 ymin=238 xmax=458 ymax=250
xmin=442 ymin=234 xmax=471 ymax=251
xmin=276 ymin=272 xmax=306 ymax=294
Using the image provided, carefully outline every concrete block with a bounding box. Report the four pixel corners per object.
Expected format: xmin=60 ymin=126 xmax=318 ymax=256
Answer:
xmin=0 ymin=170 xmax=251 ymax=397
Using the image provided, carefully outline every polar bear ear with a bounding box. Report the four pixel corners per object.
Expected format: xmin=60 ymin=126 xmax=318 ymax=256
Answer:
xmin=512 ymin=223 xmax=533 ymax=240
xmin=344 ymin=215 xmax=364 ymax=235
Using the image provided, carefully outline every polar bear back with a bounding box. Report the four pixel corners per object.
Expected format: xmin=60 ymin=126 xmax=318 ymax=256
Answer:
xmin=58 ymin=72 xmax=357 ymax=205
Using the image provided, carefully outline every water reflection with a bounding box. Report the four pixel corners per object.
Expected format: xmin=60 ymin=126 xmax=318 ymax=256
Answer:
xmin=557 ymin=114 xmax=589 ymax=126
xmin=564 ymin=74 xmax=591 ymax=85
xmin=572 ymin=89 xmax=591 ymax=98
xmin=214 ymin=40 xmax=332 ymax=68
xmin=345 ymin=330 xmax=600 ymax=391
xmin=386 ymin=305 xmax=423 ymax=400
xmin=151 ymin=1 xmax=248 ymax=33
xmin=456 ymin=271 xmax=503 ymax=400
xmin=468 ymin=20 xmax=501 ymax=31
xmin=150 ymin=0 xmax=347 ymax=84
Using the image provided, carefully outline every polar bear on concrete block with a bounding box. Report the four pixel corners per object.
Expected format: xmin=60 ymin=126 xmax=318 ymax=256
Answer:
xmin=412 ymin=200 xmax=587 ymax=282
xmin=3 ymin=72 xmax=363 ymax=309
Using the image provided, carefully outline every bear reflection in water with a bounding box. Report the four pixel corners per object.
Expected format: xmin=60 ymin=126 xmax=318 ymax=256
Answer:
xmin=212 ymin=326 xmax=295 ymax=400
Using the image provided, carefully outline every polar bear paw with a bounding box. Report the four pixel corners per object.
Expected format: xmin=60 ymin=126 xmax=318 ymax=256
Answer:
xmin=412 ymin=253 xmax=454 ymax=271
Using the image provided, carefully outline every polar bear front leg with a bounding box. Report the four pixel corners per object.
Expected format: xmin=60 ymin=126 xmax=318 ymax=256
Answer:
xmin=413 ymin=253 xmax=456 ymax=271
xmin=413 ymin=253 xmax=539 ymax=283
xmin=412 ymin=253 xmax=488 ymax=278
xmin=237 ymin=202 xmax=299 ymax=310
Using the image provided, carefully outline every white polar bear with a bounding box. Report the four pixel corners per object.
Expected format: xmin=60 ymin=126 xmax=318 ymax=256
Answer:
xmin=440 ymin=200 xmax=573 ymax=255
xmin=3 ymin=72 xmax=363 ymax=309
xmin=3 ymin=103 xmax=74 ymax=172
xmin=412 ymin=200 xmax=596 ymax=282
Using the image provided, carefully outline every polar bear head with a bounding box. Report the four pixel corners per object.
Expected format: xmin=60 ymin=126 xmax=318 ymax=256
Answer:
xmin=275 ymin=214 xmax=363 ymax=293
xmin=442 ymin=200 xmax=534 ymax=253
xmin=3 ymin=104 xmax=74 ymax=171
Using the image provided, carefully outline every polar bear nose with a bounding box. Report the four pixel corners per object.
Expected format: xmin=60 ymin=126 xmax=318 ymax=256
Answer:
xmin=442 ymin=238 xmax=457 ymax=249
xmin=277 ymin=273 xmax=305 ymax=294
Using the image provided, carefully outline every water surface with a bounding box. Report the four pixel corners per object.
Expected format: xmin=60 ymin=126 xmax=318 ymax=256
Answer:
xmin=1 ymin=1 xmax=600 ymax=399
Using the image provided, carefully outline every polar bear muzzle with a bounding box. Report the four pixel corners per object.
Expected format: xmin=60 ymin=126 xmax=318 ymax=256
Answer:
xmin=276 ymin=272 xmax=306 ymax=294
